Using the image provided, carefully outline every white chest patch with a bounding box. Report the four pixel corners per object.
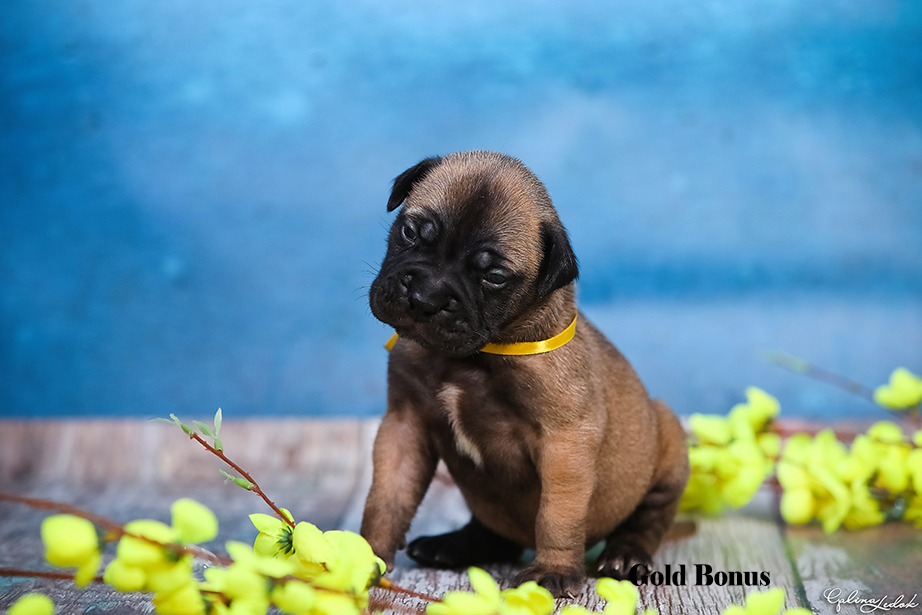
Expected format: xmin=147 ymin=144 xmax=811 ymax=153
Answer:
xmin=437 ymin=383 xmax=484 ymax=467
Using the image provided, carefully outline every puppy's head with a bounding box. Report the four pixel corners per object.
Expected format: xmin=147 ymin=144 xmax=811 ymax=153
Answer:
xmin=369 ymin=151 xmax=578 ymax=357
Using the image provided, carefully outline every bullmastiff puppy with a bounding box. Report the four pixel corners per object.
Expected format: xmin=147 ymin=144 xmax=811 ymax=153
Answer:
xmin=360 ymin=150 xmax=689 ymax=597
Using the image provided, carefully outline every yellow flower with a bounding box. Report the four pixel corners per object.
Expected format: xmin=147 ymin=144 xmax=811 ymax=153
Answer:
xmin=714 ymin=446 xmax=740 ymax=480
xmin=8 ymin=594 xmax=55 ymax=615
xmin=873 ymin=368 xmax=922 ymax=410
xmin=776 ymin=462 xmax=809 ymax=490
xmin=271 ymin=580 xmax=317 ymax=615
xmin=876 ymin=446 xmax=910 ymax=494
xmin=469 ymin=567 xmax=502 ymax=603
xmin=850 ymin=434 xmax=885 ymax=466
xmin=250 ymin=510 xmax=294 ymax=557
xmin=809 ymin=465 xmax=851 ymax=533
xmin=867 ymin=421 xmax=905 ymax=444
xmin=203 ymin=560 xmax=271 ymax=615
xmin=779 ymin=487 xmax=814 ymax=525
xmin=428 ymin=592 xmax=497 ymax=615
xmin=729 ymin=387 xmax=780 ymax=435
xmin=679 ymin=471 xmax=723 ymax=514
xmin=757 ymin=433 xmax=781 ymax=458
xmin=225 ymin=540 xmax=294 ymax=579
xmin=117 ymin=520 xmax=177 ymax=567
xmin=105 ymin=517 xmax=199 ymax=595
xmin=291 ymin=522 xmax=334 ymax=564
xmin=836 ymin=451 xmax=874 ymax=484
xmin=720 ymin=441 xmax=770 ymax=508
xmin=689 ymin=414 xmax=732 ymax=446
xmin=40 ymin=514 xmax=100 ymax=587
xmin=719 ymin=589 xmax=788 ymax=615
xmin=146 ymin=556 xmax=196 ymax=594
xmin=908 ymin=448 xmax=922 ymax=494
xmin=808 ymin=430 xmax=847 ymax=468
xmin=104 ymin=557 xmax=148 ymax=592
xmin=688 ymin=445 xmax=721 ymax=471
xmin=111 ymin=500 xmax=216 ymax=593
xmin=904 ymin=495 xmax=922 ymax=528
xmin=151 ymin=581 xmax=206 ymax=615
xmin=312 ymin=531 xmax=381 ymax=597
xmin=781 ymin=434 xmax=813 ymax=465
xmin=596 ymin=578 xmax=639 ymax=615
xmin=743 ymin=588 xmax=785 ymax=615
xmin=499 ymin=581 xmax=554 ymax=615
xmin=722 ymin=464 xmax=768 ymax=509
xmin=311 ymin=592 xmax=362 ymax=615
xmin=171 ymin=499 xmax=218 ymax=545
xmin=427 ymin=568 xmax=501 ymax=615
xmin=842 ymin=480 xmax=885 ymax=530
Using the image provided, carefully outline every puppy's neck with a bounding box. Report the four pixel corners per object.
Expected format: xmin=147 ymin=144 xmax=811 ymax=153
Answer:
xmin=494 ymin=285 xmax=577 ymax=345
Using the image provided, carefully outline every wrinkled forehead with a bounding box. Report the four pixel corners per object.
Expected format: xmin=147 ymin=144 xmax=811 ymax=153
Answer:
xmin=401 ymin=163 xmax=543 ymax=269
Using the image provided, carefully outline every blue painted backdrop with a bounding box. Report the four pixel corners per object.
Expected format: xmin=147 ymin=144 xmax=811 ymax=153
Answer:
xmin=2 ymin=0 xmax=921 ymax=419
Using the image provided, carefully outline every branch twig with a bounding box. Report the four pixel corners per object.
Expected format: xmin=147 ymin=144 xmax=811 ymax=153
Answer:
xmin=377 ymin=577 xmax=440 ymax=603
xmin=186 ymin=432 xmax=295 ymax=529
xmin=0 ymin=567 xmax=104 ymax=584
xmin=765 ymin=352 xmax=922 ymax=429
xmin=765 ymin=351 xmax=877 ymax=401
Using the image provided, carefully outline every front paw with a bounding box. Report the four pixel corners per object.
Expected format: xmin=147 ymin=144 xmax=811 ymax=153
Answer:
xmin=596 ymin=542 xmax=652 ymax=580
xmin=407 ymin=534 xmax=463 ymax=568
xmin=513 ymin=564 xmax=584 ymax=599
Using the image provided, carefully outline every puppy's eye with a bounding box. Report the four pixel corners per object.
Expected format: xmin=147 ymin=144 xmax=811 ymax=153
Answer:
xmin=400 ymin=223 xmax=417 ymax=244
xmin=483 ymin=271 xmax=507 ymax=287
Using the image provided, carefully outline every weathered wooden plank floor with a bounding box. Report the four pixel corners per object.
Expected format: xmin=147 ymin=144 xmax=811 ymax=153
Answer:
xmin=1 ymin=420 xmax=919 ymax=614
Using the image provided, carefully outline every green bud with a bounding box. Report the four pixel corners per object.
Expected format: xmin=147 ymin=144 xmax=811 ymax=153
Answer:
xmin=213 ymin=408 xmax=223 ymax=436
xmin=214 ymin=438 xmax=223 ymax=452
xmin=220 ymin=470 xmax=253 ymax=490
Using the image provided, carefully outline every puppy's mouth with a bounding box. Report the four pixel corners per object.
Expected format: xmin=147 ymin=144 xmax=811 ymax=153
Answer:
xmin=369 ymin=273 xmax=489 ymax=358
xmin=396 ymin=320 xmax=488 ymax=357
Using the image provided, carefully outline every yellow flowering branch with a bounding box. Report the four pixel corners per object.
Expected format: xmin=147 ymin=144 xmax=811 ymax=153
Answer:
xmin=159 ymin=411 xmax=440 ymax=611
xmin=681 ymin=385 xmax=922 ymax=533
xmin=2 ymin=408 xmax=443 ymax=615
xmin=0 ymin=491 xmax=232 ymax=566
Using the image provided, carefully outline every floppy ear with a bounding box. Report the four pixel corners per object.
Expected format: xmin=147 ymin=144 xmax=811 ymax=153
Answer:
xmin=537 ymin=220 xmax=579 ymax=297
xmin=387 ymin=156 xmax=443 ymax=211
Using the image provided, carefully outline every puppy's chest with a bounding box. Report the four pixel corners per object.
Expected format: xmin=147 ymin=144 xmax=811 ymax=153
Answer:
xmin=433 ymin=381 xmax=535 ymax=472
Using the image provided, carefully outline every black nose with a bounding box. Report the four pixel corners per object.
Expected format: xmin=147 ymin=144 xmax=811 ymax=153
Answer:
xmin=407 ymin=279 xmax=458 ymax=320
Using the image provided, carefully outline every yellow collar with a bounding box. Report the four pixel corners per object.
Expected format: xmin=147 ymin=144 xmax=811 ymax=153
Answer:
xmin=385 ymin=314 xmax=578 ymax=356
